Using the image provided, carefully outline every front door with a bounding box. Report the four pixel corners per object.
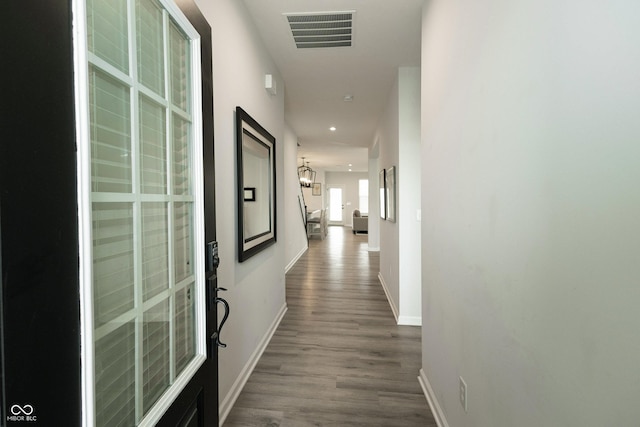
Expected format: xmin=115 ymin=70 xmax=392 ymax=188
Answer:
xmin=73 ymin=0 xmax=219 ymax=426
xmin=1 ymin=1 xmax=218 ymax=424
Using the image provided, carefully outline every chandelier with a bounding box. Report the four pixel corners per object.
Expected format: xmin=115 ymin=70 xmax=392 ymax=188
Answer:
xmin=297 ymin=157 xmax=316 ymax=188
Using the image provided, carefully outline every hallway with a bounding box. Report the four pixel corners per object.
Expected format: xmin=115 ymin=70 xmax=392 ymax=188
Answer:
xmin=223 ymin=226 xmax=436 ymax=426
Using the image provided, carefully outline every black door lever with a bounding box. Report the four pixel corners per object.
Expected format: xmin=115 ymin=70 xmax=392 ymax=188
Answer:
xmin=213 ymin=287 xmax=229 ymax=348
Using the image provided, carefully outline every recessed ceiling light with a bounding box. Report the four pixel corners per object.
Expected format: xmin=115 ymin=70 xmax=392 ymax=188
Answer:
xmin=329 ymin=126 xmax=336 ymax=131
xmin=349 ymin=169 xmax=352 ymax=172
xmin=348 ymin=163 xmax=352 ymax=167
xmin=343 ymin=95 xmax=353 ymax=102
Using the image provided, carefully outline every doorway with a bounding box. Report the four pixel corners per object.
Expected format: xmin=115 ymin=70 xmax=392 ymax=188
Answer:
xmin=328 ymin=186 xmax=345 ymax=225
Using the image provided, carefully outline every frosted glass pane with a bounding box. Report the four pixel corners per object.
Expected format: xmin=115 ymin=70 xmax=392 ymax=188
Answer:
xmin=172 ymin=115 xmax=190 ymax=195
xmin=169 ymin=21 xmax=190 ymax=111
xmin=175 ymin=284 xmax=195 ymax=373
xmin=95 ymin=322 xmax=135 ymax=427
xmin=142 ymin=203 xmax=169 ymax=300
xmin=174 ymin=203 xmax=193 ymax=282
xmin=87 ymin=0 xmax=129 ymax=73
xmin=143 ymin=300 xmax=170 ymax=413
xmin=136 ymin=0 xmax=165 ymax=96
xmin=140 ymin=96 xmax=167 ymax=194
xmin=90 ymin=67 xmax=132 ymax=193
xmin=93 ymin=203 xmax=134 ymax=326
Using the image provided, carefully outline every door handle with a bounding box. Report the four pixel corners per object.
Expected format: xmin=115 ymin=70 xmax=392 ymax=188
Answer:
xmin=211 ymin=287 xmax=229 ymax=348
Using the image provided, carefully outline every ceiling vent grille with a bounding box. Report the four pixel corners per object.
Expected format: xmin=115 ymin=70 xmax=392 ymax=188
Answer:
xmin=285 ymin=11 xmax=355 ymax=49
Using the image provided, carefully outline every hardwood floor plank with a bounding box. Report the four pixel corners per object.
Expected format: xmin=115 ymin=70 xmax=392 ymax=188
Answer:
xmin=222 ymin=408 xmax=284 ymax=427
xmin=223 ymin=226 xmax=435 ymax=426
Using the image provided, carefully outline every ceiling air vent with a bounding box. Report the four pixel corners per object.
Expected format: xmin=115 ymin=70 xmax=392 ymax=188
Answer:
xmin=284 ymin=11 xmax=355 ymax=49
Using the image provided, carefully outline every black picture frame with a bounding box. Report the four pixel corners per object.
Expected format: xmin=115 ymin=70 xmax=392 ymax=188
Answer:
xmin=243 ymin=187 xmax=256 ymax=201
xmin=236 ymin=107 xmax=277 ymax=262
xmin=379 ymin=169 xmax=387 ymax=220
xmin=386 ymin=166 xmax=396 ymax=223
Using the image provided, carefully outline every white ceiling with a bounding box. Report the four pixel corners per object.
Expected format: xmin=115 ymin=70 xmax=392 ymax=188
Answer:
xmin=242 ymin=0 xmax=423 ymax=172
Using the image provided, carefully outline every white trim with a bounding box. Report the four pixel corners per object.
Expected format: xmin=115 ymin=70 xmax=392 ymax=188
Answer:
xmin=218 ymin=303 xmax=288 ymax=426
xmin=160 ymin=0 xmax=199 ymax=40
xmin=129 ymin=1 xmax=142 ymax=415
xmin=378 ymin=272 xmax=399 ymax=323
xmin=188 ymin=30 xmax=206 ymax=375
xmin=378 ymin=274 xmax=420 ymax=325
xmin=87 ymin=52 xmax=135 ymax=87
xmin=91 ymin=193 xmax=194 ymax=203
xmin=72 ymin=0 xmax=95 ymax=425
xmin=139 ymin=355 xmax=206 ymax=427
xmin=285 ymin=246 xmax=308 ymax=273
xmin=367 ymin=245 xmax=380 ymax=252
xmin=398 ymin=315 xmax=422 ymax=326
xmin=418 ymin=369 xmax=451 ymax=427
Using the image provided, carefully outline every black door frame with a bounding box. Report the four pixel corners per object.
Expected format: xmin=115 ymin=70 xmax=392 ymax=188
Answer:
xmin=1 ymin=1 xmax=82 ymax=424
xmin=0 ymin=0 xmax=219 ymax=425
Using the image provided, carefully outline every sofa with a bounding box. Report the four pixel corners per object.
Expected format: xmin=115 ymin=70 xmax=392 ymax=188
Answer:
xmin=352 ymin=209 xmax=368 ymax=234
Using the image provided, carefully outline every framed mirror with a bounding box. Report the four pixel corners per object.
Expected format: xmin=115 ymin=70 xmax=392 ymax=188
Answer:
xmin=236 ymin=107 xmax=277 ymax=262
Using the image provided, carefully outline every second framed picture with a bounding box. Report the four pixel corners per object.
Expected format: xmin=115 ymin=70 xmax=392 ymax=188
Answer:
xmin=379 ymin=169 xmax=386 ymax=220
xmin=386 ymin=166 xmax=396 ymax=223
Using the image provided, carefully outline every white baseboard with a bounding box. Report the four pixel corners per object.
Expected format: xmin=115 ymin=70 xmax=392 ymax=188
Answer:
xmin=398 ymin=315 xmax=422 ymax=326
xmin=378 ymin=272 xmax=399 ymax=323
xmin=367 ymin=245 xmax=380 ymax=251
xmin=218 ymin=303 xmax=288 ymax=426
xmin=418 ymin=369 xmax=450 ymax=427
xmin=285 ymin=245 xmax=308 ymax=273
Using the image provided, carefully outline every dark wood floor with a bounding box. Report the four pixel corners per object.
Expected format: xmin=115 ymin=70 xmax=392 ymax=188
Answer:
xmin=223 ymin=226 xmax=436 ymax=426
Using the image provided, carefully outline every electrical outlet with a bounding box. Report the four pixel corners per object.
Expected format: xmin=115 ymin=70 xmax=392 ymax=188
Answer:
xmin=459 ymin=376 xmax=468 ymax=412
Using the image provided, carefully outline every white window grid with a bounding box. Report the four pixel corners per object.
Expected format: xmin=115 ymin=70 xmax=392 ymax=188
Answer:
xmin=73 ymin=0 xmax=206 ymax=425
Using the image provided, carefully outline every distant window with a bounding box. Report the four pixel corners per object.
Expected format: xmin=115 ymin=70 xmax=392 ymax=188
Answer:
xmin=359 ymin=179 xmax=369 ymax=215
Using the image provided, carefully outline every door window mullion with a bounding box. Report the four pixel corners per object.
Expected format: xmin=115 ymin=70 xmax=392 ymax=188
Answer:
xmin=126 ymin=0 xmax=146 ymax=421
xmin=162 ymin=8 xmax=179 ymax=385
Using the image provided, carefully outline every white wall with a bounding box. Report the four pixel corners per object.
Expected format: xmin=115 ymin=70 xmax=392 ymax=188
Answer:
xmin=367 ymin=150 xmax=381 ymax=251
xmin=325 ymin=171 xmax=369 ymax=227
xmin=195 ymin=0 xmax=287 ymax=419
xmin=377 ymin=75 xmax=400 ymax=314
xmin=398 ymin=67 xmax=421 ymax=325
xmin=284 ymin=125 xmax=308 ymax=271
xmin=420 ymin=1 xmax=640 ymax=426
xmin=375 ymin=69 xmax=422 ymax=324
